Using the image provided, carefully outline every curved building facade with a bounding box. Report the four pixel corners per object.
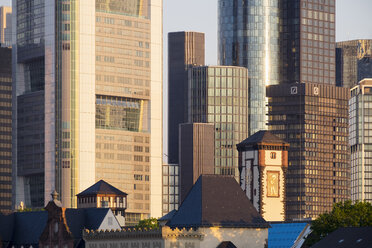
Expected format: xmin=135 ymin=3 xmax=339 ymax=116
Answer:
xmin=218 ymin=0 xmax=280 ymax=134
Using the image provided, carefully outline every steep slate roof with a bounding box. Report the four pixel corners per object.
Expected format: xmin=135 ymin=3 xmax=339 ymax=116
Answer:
xmin=312 ymin=227 xmax=372 ymax=248
xmin=237 ymin=130 xmax=288 ymax=151
xmin=65 ymin=208 xmax=111 ymax=240
xmin=0 ymin=211 xmax=48 ymax=247
xmin=158 ymin=209 xmax=177 ymax=222
xmin=166 ymin=175 xmax=269 ymax=228
xmin=77 ymin=180 xmax=128 ymax=196
xmin=217 ymin=241 xmax=237 ymax=248
xmin=0 ymin=207 xmax=113 ymax=248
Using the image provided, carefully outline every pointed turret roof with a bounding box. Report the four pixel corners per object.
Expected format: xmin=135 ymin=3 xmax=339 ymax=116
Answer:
xmin=77 ymin=180 xmax=127 ymax=197
xmin=166 ymin=175 xmax=269 ymax=228
xmin=237 ymin=130 xmax=288 ymax=151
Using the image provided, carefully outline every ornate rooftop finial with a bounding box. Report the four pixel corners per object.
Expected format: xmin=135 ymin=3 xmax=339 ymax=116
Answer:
xmin=51 ymin=190 xmax=59 ymax=201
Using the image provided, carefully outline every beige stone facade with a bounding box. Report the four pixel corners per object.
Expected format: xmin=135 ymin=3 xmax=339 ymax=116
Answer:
xmin=83 ymin=226 xmax=268 ymax=248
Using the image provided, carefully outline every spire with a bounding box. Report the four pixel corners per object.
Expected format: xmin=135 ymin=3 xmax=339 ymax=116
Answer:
xmin=51 ymin=190 xmax=59 ymax=201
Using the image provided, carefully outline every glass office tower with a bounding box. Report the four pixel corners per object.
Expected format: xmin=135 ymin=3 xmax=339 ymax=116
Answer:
xmin=336 ymin=40 xmax=372 ymax=88
xmin=218 ymin=0 xmax=280 ymax=134
xmin=280 ymin=0 xmax=336 ymax=85
xmin=350 ymin=79 xmax=372 ymax=203
xmin=0 ymin=47 xmax=11 ymax=213
xmin=12 ymin=0 xmax=163 ymax=222
xmin=267 ymin=82 xmax=350 ymax=220
xmin=189 ymin=66 xmax=249 ymax=178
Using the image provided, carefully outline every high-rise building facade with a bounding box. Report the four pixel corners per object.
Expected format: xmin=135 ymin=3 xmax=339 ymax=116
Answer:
xmin=218 ymin=0 xmax=280 ymax=134
xmin=0 ymin=6 xmax=11 ymax=47
xmin=267 ymin=82 xmax=350 ymax=220
xmin=280 ymin=0 xmax=336 ymax=85
xmin=13 ymin=0 xmax=162 ymax=221
xmin=350 ymin=79 xmax=372 ymax=203
xmin=336 ymin=40 xmax=372 ymax=88
xmin=0 ymin=47 xmax=11 ymax=213
xmin=161 ymin=163 xmax=179 ymax=216
xmin=189 ymin=66 xmax=249 ymax=178
xmin=168 ymin=32 xmax=205 ymax=164
xmin=179 ymin=123 xmax=214 ymax=203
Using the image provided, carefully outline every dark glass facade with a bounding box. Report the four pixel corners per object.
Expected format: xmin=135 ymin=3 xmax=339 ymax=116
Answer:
xmin=336 ymin=40 xmax=372 ymax=88
xmin=189 ymin=66 xmax=249 ymax=178
xmin=0 ymin=47 xmax=12 ymax=213
xmin=280 ymin=0 xmax=336 ymax=85
xmin=218 ymin=0 xmax=280 ymax=134
xmin=267 ymin=82 xmax=350 ymax=220
xmin=168 ymin=32 xmax=205 ymax=164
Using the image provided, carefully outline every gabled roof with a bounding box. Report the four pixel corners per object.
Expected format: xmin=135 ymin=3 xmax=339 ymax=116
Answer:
xmin=237 ymin=131 xmax=288 ymax=151
xmin=65 ymin=208 xmax=112 ymax=240
xmin=312 ymin=227 xmax=372 ymax=248
xmin=166 ymin=175 xmax=269 ymax=229
xmin=268 ymin=222 xmax=309 ymax=248
xmin=217 ymin=241 xmax=237 ymax=248
xmin=77 ymin=180 xmax=128 ymax=196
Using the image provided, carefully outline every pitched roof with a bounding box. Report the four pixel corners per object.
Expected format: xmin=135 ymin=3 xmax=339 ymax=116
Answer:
xmin=158 ymin=209 xmax=177 ymax=222
xmin=12 ymin=211 xmax=48 ymax=245
xmin=268 ymin=222 xmax=309 ymax=248
xmin=166 ymin=175 xmax=269 ymax=228
xmin=77 ymin=180 xmax=128 ymax=196
xmin=65 ymin=208 xmax=111 ymax=240
xmin=312 ymin=227 xmax=372 ymax=248
xmin=237 ymin=131 xmax=288 ymax=151
xmin=217 ymin=241 xmax=237 ymax=248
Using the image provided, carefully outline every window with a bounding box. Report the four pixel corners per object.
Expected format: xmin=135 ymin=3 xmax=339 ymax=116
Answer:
xmin=270 ymin=152 xmax=276 ymax=159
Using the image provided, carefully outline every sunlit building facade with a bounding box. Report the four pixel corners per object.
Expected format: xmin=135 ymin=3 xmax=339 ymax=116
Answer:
xmin=218 ymin=0 xmax=280 ymax=134
xmin=0 ymin=6 xmax=11 ymax=47
xmin=267 ymin=82 xmax=350 ymax=220
xmin=350 ymin=79 xmax=372 ymax=203
xmin=12 ymin=0 xmax=162 ymax=221
xmin=188 ymin=66 xmax=249 ymax=178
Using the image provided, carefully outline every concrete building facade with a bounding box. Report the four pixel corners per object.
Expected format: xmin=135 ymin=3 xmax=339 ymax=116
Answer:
xmin=350 ymin=79 xmax=372 ymax=203
xmin=12 ymin=0 xmax=163 ymax=221
xmin=267 ymin=82 xmax=350 ymax=220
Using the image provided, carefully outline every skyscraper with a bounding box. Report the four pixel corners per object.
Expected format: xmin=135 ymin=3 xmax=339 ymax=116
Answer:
xmin=0 ymin=6 xmax=11 ymax=47
xmin=280 ymin=0 xmax=336 ymax=85
xmin=336 ymin=40 xmax=372 ymax=88
xmin=179 ymin=123 xmax=214 ymax=203
xmin=13 ymin=0 xmax=162 ymax=221
xmin=168 ymin=31 xmax=205 ymax=164
xmin=0 ymin=47 xmax=11 ymax=213
xmin=267 ymin=82 xmax=350 ymax=220
xmin=350 ymin=79 xmax=372 ymax=203
xmin=218 ymin=0 xmax=280 ymax=134
xmin=189 ymin=66 xmax=249 ymax=178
